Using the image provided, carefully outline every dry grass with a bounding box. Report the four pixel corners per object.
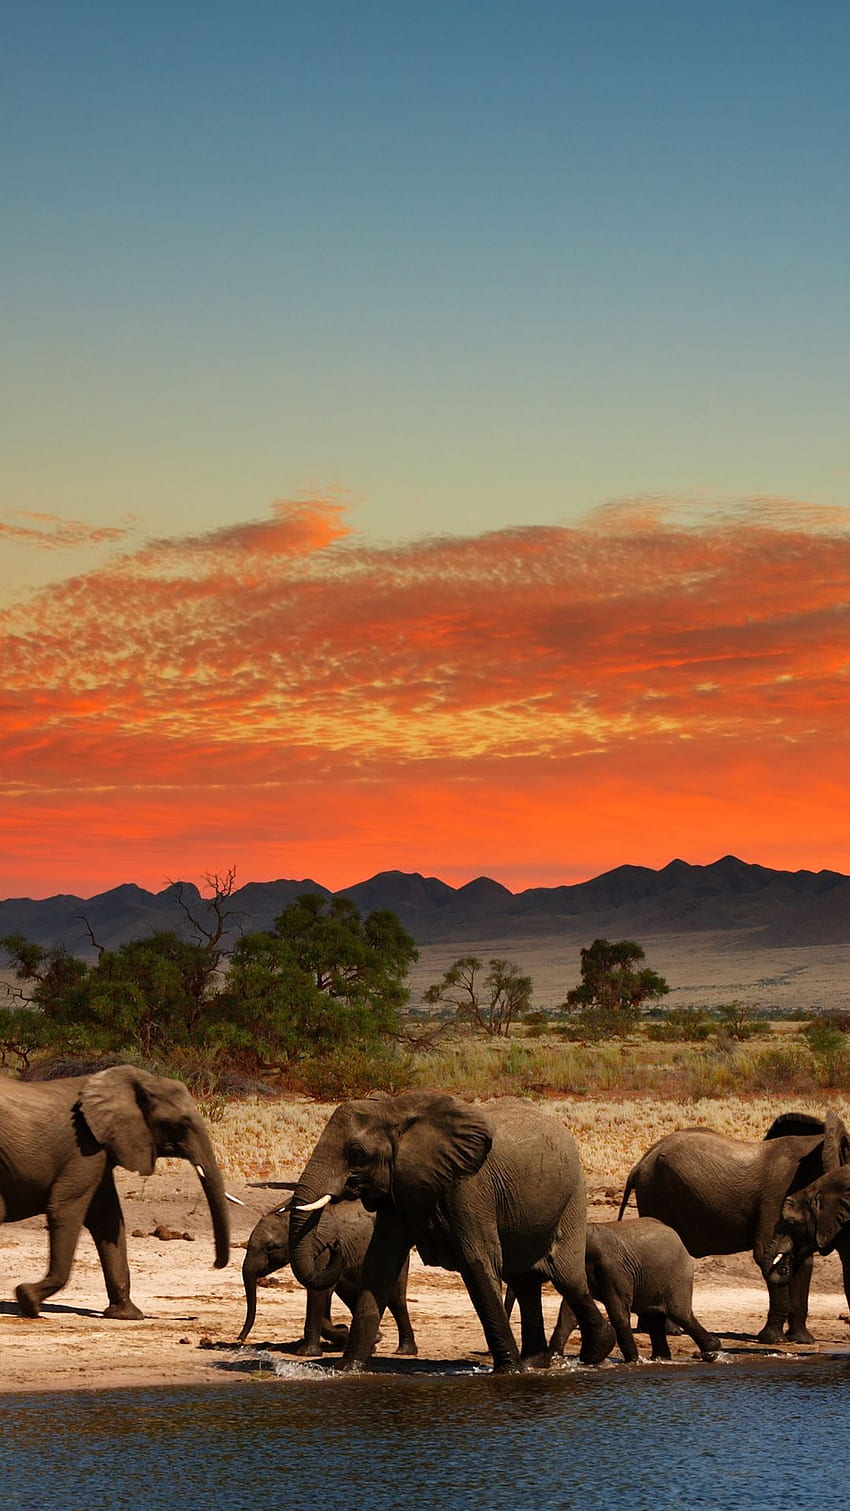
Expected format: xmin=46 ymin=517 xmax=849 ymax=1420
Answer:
xmin=205 ymin=1089 xmax=842 ymax=1194
xmin=400 ymin=1030 xmax=850 ymax=1103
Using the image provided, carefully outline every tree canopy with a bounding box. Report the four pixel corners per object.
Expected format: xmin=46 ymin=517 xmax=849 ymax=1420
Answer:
xmin=215 ymin=894 xmax=418 ymax=1064
xmin=562 ymin=937 xmax=669 ymax=1037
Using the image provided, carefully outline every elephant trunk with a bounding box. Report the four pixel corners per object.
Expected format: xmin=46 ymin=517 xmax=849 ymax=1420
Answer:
xmin=184 ymin=1122 xmax=231 ymax=1269
xmin=289 ymin=1159 xmax=348 ymax=1292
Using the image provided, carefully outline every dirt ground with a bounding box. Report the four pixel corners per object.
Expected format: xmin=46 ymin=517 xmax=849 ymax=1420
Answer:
xmin=1 ymin=1164 xmax=847 ymax=1394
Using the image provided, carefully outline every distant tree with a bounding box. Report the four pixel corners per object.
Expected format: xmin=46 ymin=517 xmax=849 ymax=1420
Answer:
xmin=715 ymin=1000 xmax=758 ymax=1041
xmin=562 ymin=938 xmax=668 ymax=1035
xmin=423 ymin=955 xmax=533 ymax=1038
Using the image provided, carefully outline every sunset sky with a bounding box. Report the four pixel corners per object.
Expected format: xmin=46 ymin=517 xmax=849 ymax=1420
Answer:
xmin=3 ymin=3 xmax=849 ymax=899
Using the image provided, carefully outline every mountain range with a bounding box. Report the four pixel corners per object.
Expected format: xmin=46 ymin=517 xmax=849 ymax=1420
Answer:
xmin=1 ymin=855 xmax=848 ymax=957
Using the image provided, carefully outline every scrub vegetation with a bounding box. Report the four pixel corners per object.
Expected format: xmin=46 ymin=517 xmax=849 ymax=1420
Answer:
xmin=2 ymin=896 xmax=849 ymax=1106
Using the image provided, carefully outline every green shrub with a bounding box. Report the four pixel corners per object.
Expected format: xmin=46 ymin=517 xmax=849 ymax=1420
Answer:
xmin=559 ymin=1007 xmax=638 ymax=1042
xmin=646 ymin=1009 xmax=712 ymax=1043
xmin=744 ymin=1045 xmax=817 ymax=1095
xmin=291 ymin=1045 xmax=417 ymax=1100
xmin=800 ymin=1018 xmax=848 ymax=1055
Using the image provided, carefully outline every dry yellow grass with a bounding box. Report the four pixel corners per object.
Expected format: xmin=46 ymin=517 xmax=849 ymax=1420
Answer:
xmin=206 ymin=1091 xmax=841 ymax=1193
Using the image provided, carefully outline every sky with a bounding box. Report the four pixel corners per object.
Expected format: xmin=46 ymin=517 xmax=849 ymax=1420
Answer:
xmin=2 ymin=2 xmax=849 ymax=899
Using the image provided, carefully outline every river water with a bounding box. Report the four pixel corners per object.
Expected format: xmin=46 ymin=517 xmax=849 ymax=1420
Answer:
xmin=1 ymin=1354 xmax=848 ymax=1510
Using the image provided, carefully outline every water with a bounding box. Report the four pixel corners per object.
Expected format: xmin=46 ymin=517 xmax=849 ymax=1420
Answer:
xmin=1 ymin=1355 xmax=848 ymax=1510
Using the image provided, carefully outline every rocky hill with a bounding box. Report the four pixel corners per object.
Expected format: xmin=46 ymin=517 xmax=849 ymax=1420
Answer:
xmin=1 ymin=855 xmax=848 ymax=957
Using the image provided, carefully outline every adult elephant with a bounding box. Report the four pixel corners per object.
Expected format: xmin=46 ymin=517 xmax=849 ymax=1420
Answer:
xmin=618 ymin=1110 xmax=849 ymax=1343
xmin=0 ymin=1064 xmax=230 ymax=1319
xmin=288 ymin=1091 xmax=615 ymax=1372
xmin=769 ymin=1111 xmax=850 ymax=1311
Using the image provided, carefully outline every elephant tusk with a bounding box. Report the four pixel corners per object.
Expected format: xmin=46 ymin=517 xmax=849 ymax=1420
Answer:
xmin=195 ymin=1164 xmax=206 ymax=1180
xmin=296 ymin=1193 xmax=333 ymax=1212
xmin=225 ymin=1191 xmax=246 ymax=1206
xmin=770 ymin=1252 xmax=785 ymax=1269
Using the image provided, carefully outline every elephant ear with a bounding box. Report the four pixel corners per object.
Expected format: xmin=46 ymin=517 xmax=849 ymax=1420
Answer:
xmin=822 ymin=1110 xmax=850 ymax=1171
xmin=814 ymin=1171 xmax=850 ymax=1252
xmin=764 ymin=1111 xmax=824 ymax=1141
xmin=80 ymin=1065 xmax=158 ymax=1175
xmin=392 ymin=1094 xmax=494 ymax=1213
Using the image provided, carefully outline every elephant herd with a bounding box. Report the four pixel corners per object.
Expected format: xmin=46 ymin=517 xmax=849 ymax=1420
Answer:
xmin=1 ymin=1066 xmax=849 ymax=1375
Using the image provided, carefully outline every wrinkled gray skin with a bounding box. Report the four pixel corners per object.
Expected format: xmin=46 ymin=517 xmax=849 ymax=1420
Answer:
xmin=0 ymin=1065 xmax=230 ymax=1319
xmin=551 ymin=1218 xmax=721 ymax=1363
xmin=238 ymin=1199 xmax=417 ymax=1356
xmin=618 ymin=1110 xmax=848 ymax=1343
xmin=288 ymin=1092 xmax=615 ymax=1373
xmin=767 ymin=1112 xmax=850 ymax=1314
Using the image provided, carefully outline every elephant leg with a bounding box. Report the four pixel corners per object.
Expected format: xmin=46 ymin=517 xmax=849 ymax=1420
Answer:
xmin=319 ymin=1302 xmax=351 ymax=1350
xmin=549 ymin=1297 xmax=577 ymax=1356
xmin=340 ymin=1221 xmax=411 ymax=1371
xmin=599 ymin=1288 xmax=639 ymax=1363
xmin=646 ymin=1313 xmax=671 ymax=1361
xmin=84 ymin=1172 xmax=144 ymax=1320
xmin=784 ymin=1256 xmax=815 ymax=1344
xmin=669 ymin=1307 xmax=721 ymax=1359
xmin=457 ymin=1251 xmax=525 ymax=1372
xmin=387 ymin=1257 xmax=418 ymax=1356
xmin=837 ymin=1234 xmax=850 ymax=1322
xmin=637 ymin=1314 xmax=681 ymax=1335
xmin=544 ymin=1255 xmax=615 ymax=1365
xmin=16 ymin=1194 xmax=90 ymax=1317
xmin=757 ymin=1262 xmax=812 ymax=1345
xmin=295 ymin=1286 xmax=337 ymax=1356
xmin=505 ymin=1272 xmax=549 ymax=1366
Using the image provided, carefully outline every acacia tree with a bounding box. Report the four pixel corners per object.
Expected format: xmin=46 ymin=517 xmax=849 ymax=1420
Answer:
xmin=212 ymin=893 xmax=419 ymax=1067
xmin=423 ymin=956 xmax=533 ymax=1038
xmin=562 ymin=938 xmax=668 ymax=1034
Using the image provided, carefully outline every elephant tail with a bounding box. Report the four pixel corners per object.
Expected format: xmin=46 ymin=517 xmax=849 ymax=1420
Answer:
xmin=617 ymin=1167 xmax=637 ymax=1220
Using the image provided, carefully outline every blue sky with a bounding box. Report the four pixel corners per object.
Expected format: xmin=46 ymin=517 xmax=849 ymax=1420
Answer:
xmin=4 ymin=1 xmax=848 ymax=578
xmin=3 ymin=2 xmax=850 ymax=895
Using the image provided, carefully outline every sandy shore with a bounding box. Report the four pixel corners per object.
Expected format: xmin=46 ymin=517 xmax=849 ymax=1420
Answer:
xmin=1 ymin=1164 xmax=847 ymax=1394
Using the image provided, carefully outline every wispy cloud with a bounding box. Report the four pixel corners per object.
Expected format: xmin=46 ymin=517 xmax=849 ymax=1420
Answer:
xmin=2 ymin=495 xmax=849 ymax=894
xmin=0 ymin=509 xmax=131 ymax=550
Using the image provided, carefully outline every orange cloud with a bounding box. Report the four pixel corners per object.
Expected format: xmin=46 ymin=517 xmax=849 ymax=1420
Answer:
xmin=0 ymin=510 xmax=130 ymax=550
xmin=1 ymin=494 xmax=849 ymax=896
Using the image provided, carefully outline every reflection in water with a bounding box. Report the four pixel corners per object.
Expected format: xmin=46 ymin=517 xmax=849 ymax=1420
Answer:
xmin=1 ymin=1356 xmax=848 ymax=1510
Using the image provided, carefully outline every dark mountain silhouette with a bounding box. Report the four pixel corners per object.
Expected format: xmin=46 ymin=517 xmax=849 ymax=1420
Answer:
xmin=1 ymin=856 xmax=847 ymax=958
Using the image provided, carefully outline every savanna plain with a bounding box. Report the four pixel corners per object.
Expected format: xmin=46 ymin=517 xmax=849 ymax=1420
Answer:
xmin=1 ymin=930 xmax=849 ymax=1393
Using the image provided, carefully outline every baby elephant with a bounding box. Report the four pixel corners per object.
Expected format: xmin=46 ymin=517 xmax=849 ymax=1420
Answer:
xmin=239 ymin=1199 xmax=418 ymax=1357
xmin=553 ymin=1218 xmax=721 ymax=1363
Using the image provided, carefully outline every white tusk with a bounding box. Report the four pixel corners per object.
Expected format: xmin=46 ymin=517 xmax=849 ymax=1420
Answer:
xmin=225 ymin=1191 xmax=246 ymax=1206
xmin=296 ymin=1193 xmax=333 ymax=1212
xmin=770 ymin=1252 xmax=785 ymax=1269
xmin=195 ymin=1164 xmax=206 ymax=1180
